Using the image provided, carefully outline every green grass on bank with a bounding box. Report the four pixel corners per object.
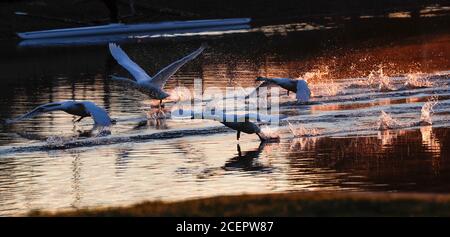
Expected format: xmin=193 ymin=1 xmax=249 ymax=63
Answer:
xmin=29 ymin=192 xmax=450 ymax=217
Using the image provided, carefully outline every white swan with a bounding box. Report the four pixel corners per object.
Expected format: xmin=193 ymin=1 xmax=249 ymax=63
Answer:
xmin=108 ymin=43 xmax=205 ymax=107
xmin=174 ymin=109 xmax=284 ymax=141
xmin=255 ymin=77 xmax=311 ymax=102
xmin=5 ymin=100 xmax=113 ymax=127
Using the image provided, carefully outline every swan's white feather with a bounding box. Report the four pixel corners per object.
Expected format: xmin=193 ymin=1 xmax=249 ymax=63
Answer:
xmin=108 ymin=43 xmax=151 ymax=82
xmin=296 ymin=79 xmax=311 ymax=102
xmin=150 ymin=45 xmax=206 ymax=89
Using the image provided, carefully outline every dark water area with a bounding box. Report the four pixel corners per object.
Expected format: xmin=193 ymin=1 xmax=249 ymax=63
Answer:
xmin=0 ymin=9 xmax=449 ymax=215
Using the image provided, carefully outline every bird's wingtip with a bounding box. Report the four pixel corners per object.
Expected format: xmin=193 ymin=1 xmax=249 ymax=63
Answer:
xmin=255 ymin=76 xmax=266 ymax=81
xmin=108 ymin=42 xmax=119 ymax=50
xmin=1 ymin=118 xmax=15 ymax=125
xmin=278 ymin=114 xmax=288 ymax=120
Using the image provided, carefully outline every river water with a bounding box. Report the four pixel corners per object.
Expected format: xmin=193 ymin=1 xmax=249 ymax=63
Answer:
xmin=0 ymin=13 xmax=449 ymax=215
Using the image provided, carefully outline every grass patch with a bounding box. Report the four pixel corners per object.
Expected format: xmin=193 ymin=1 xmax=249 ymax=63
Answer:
xmin=29 ymin=192 xmax=450 ymax=217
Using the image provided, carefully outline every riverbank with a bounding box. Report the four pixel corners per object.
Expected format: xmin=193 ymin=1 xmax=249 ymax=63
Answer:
xmin=30 ymin=192 xmax=450 ymax=217
xmin=1 ymin=0 xmax=449 ymax=39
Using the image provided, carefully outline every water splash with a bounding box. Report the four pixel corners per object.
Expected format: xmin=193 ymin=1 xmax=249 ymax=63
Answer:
xmin=310 ymin=79 xmax=341 ymax=97
xmin=146 ymin=109 xmax=170 ymax=120
xmin=420 ymin=96 xmax=439 ymax=125
xmin=260 ymin=126 xmax=281 ymax=141
xmin=301 ymin=65 xmax=330 ymax=82
xmin=168 ymin=87 xmax=192 ymax=102
xmin=95 ymin=126 xmax=112 ymax=137
xmin=289 ymin=137 xmax=318 ymax=151
xmin=378 ymin=111 xmax=401 ymax=130
xmin=323 ymin=80 xmax=341 ymax=96
xmin=404 ymin=73 xmax=433 ymax=89
xmin=368 ymin=66 xmax=395 ymax=91
xmin=288 ymin=122 xmax=320 ymax=137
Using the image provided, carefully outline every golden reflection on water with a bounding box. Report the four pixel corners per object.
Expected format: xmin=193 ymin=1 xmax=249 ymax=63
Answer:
xmin=420 ymin=126 xmax=442 ymax=175
xmin=0 ymin=127 xmax=450 ymax=215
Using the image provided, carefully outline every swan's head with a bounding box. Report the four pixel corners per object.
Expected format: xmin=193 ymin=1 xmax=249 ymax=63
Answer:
xmin=256 ymin=76 xmax=268 ymax=82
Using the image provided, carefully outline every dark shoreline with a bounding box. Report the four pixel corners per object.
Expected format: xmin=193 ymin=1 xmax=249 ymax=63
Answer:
xmin=1 ymin=0 xmax=449 ymax=39
xmin=29 ymin=191 xmax=450 ymax=217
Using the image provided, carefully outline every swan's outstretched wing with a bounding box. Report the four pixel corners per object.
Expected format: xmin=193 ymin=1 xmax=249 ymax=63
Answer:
xmin=251 ymin=77 xmax=295 ymax=97
xmin=244 ymin=81 xmax=274 ymax=99
xmin=296 ymin=80 xmax=311 ymax=102
xmin=5 ymin=102 xmax=65 ymax=124
xmin=150 ymin=45 xmax=206 ymax=89
xmin=109 ymin=43 xmax=151 ymax=82
xmin=255 ymin=77 xmax=293 ymax=88
xmin=80 ymin=102 xmax=113 ymax=127
xmin=110 ymin=75 xmax=140 ymax=89
xmin=242 ymin=113 xmax=287 ymax=123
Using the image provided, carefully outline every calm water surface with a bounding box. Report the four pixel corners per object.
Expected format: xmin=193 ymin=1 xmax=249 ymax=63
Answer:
xmin=0 ymin=15 xmax=450 ymax=215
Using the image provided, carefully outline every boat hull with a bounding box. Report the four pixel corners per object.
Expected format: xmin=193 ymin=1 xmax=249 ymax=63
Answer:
xmin=17 ymin=18 xmax=251 ymax=39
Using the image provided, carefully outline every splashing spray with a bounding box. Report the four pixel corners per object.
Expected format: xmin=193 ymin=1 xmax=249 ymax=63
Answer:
xmin=404 ymin=73 xmax=433 ymax=89
xmin=378 ymin=111 xmax=401 ymax=130
xmin=260 ymin=126 xmax=281 ymax=142
xmin=301 ymin=65 xmax=330 ymax=82
xmin=368 ymin=66 xmax=395 ymax=91
xmin=420 ymin=96 xmax=439 ymax=125
xmin=288 ymin=121 xmax=320 ymax=137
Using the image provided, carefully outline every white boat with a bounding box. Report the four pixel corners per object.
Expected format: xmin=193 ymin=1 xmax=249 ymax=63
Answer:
xmin=17 ymin=18 xmax=251 ymax=39
xmin=18 ymin=24 xmax=251 ymax=47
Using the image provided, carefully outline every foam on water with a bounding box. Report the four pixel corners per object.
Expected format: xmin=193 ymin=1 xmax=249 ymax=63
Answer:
xmin=45 ymin=135 xmax=76 ymax=148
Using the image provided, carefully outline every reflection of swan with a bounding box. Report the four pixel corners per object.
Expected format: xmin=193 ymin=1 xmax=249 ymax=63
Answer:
xmin=255 ymin=77 xmax=311 ymax=102
xmin=108 ymin=43 xmax=205 ymax=108
xmin=5 ymin=100 xmax=113 ymax=127
xmin=223 ymin=143 xmax=272 ymax=172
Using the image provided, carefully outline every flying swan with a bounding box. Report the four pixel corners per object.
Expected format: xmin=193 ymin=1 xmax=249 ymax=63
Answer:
xmin=255 ymin=77 xmax=311 ymax=102
xmin=5 ymin=100 xmax=113 ymax=127
xmin=108 ymin=43 xmax=205 ymax=108
xmin=173 ymin=109 xmax=284 ymax=141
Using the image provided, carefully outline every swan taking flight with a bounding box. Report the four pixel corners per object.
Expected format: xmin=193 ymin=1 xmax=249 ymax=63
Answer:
xmin=108 ymin=43 xmax=206 ymax=108
xmin=255 ymin=77 xmax=311 ymax=102
xmin=174 ymin=109 xmax=284 ymax=141
xmin=5 ymin=101 xmax=113 ymax=127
